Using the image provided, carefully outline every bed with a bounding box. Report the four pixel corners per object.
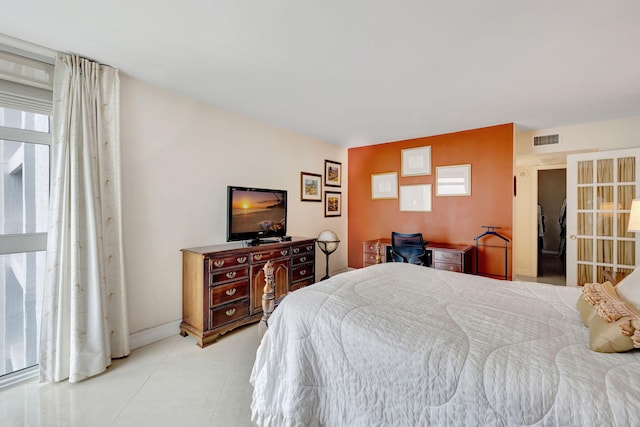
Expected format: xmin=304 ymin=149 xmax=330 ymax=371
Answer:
xmin=250 ymin=262 xmax=640 ymax=427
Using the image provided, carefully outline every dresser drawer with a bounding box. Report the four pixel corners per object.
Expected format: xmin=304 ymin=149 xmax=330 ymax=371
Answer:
xmin=292 ymin=264 xmax=314 ymax=282
xmin=210 ymin=266 xmax=249 ymax=285
xmin=252 ymin=247 xmax=290 ymax=263
xmin=363 ymin=241 xmax=379 ymax=254
xmin=433 ymin=250 xmax=462 ymax=264
xmin=291 ymin=253 xmax=313 ymax=266
xmin=364 ymin=253 xmax=380 ymax=265
xmin=291 ymin=278 xmax=314 ymax=292
xmin=291 ymin=242 xmax=314 ymax=255
xmin=209 ymin=279 xmax=249 ymax=307
xmin=209 ymin=300 xmax=249 ymax=329
xmin=433 ymin=262 xmax=462 ymax=273
xmin=208 ymin=254 xmax=249 ymax=271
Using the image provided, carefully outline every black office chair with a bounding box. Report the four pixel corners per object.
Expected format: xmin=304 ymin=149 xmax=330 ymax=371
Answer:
xmin=390 ymin=232 xmax=427 ymax=265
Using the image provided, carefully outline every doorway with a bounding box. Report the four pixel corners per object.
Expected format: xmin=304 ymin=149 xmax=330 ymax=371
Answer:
xmin=537 ymin=168 xmax=566 ymax=284
xmin=565 ymin=149 xmax=640 ymax=286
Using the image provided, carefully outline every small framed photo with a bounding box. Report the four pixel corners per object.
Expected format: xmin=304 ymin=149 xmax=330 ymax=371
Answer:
xmin=400 ymin=184 xmax=432 ymax=212
xmin=436 ymin=164 xmax=471 ymax=196
xmin=401 ymin=146 xmax=431 ymax=176
xmin=324 ymin=160 xmax=342 ymax=187
xmin=371 ymin=172 xmax=398 ymax=199
xmin=300 ymin=172 xmax=322 ymax=202
xmin=325 ymin=191 xmax=342 ymax=217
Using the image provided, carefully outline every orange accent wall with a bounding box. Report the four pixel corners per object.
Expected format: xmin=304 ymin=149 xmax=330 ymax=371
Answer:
xmin=348 ymin=123 xmax=514 ymax=278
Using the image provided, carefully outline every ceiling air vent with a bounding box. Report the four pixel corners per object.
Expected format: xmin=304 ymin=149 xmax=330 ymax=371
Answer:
xmin=533 ymin=133 xmax=560 ymax=147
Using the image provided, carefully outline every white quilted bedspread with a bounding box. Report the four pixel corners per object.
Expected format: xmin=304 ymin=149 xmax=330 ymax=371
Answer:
xmin=250 ymin=263 xmax=640 ymax=427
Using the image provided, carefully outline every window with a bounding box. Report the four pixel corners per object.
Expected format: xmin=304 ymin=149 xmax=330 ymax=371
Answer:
xmin=0 ymin=46 xmax=53 ymax=386
xmin=0 ymin=108 xmax=50 ymax=381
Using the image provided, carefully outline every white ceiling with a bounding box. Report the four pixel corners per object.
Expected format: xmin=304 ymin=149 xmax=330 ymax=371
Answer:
xmin=2 ymin=1 xmax=640 ymax=147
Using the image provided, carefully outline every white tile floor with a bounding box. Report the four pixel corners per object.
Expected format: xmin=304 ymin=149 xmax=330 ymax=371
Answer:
xmin=1 ymin=324 xmax=259 ymax=427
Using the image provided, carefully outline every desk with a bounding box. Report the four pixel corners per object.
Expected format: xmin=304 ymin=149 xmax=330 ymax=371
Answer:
xmin=363 ymin=238 xmax=473 ymax=274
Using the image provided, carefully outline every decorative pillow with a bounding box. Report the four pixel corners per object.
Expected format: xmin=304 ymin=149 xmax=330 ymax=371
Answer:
xmin=577 ymin=281 xmax=614 ymax=326
xmin=588 ymin=314 xmax=635 ymax=352
xmin=581 ymin=280 xmax=640 ymax=353
xmin=615 ymin=267 xmax=640 ymax=310
xmin=576 ymin=293 xmax=596 ymax=326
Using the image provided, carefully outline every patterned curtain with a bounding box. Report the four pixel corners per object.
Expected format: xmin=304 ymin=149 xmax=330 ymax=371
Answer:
xmin=39 ymin=54 xmax=129 ymax=383
xmin=619 ymin=157 xmax=636 ymax=266
xmin=576 ymin=156 xmax=638 ymax=285
xmin=577 ymin=161 xmax=593 ymax=282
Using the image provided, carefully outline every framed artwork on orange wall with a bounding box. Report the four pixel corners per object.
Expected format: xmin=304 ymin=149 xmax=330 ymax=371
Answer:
xmin=400 ymin=184 xmax=432 ymax=211
xmin=401 ymin=146 xmax=431 ymax=176
xmin=371 ymin=172 xmax=398 ymax=199
xmin=436 ymin=164 xmax=471 ymax=196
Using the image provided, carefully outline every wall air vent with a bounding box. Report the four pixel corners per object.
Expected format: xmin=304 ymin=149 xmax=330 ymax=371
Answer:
xmin=533 ymin=133 xmax=560 ymax=147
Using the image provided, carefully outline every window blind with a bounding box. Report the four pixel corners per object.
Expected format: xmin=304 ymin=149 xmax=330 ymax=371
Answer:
xmin=0 ymin=50 xmax=53 ymax=114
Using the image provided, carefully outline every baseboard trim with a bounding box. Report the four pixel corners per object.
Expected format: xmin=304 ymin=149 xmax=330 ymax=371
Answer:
xmin=514 ymin=267 xmax=536 ymax=278
xmin=0 ymin=365 xmax=38 ymax=389
xmin=129 ymin=320 xmax=182 ymax=350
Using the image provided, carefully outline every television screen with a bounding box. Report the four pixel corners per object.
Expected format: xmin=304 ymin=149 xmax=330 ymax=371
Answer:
xmin=227 ymin=186 xmax=287 ymax=243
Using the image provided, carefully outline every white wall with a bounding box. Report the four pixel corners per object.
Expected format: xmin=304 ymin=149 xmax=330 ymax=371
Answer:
xmin=514 ymin=115 xmax=640 ymax=277
xmin=120 ymin=74 xmax=347 ymax=335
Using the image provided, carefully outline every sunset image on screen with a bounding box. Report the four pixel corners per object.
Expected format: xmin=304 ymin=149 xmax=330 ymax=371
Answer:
xmin=231 ymin=190 xmax=285 ymax=233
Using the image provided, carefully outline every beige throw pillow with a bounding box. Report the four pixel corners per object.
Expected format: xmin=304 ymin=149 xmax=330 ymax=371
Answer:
xmin=577 ymin=294 xmax=596 ymax=327
xmin=578 ymin=281 xmax=615 ymax=327
xmin=581 ymin=280 xmax=640 ymax=352
xmin=588 ymin=314 xmax=635 ymax=352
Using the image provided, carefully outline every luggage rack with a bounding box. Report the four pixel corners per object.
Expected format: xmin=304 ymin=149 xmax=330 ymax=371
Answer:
xmin=473 ymin=225 xmax=510 ymax=280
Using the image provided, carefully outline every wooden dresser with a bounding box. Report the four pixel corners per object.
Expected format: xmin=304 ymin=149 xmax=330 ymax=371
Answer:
xmin=181 ymin=237 xmax=315 ymax=347
xmin=428 ymin=242 xmax=473 ymax=273
xmin=363 ymin=238 xmax=391 ymax=266
xmin=363 ymin=238 xmax=472 ymax=273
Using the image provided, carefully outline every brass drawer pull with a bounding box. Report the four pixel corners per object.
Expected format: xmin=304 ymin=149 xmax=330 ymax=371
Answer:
xmin=226 ymin=271 xmax=237 ymax=279
xmin=237 ymin=256 xmax=247 ymax=264
xmin=225 ymin=288 xmax=237 ymax=296
xmin=254 ymin=254 xmax=263 ymax=261
xmin=293 ymin=248 xmax=300 ymax=254
xmin=300 ymin=256 xmax=307 ymax=262
xmin=281 ymin=250 xmax=288 ymax=256
xmin=213 ymin=260 xmax=224 ymax=268
xmin=299 ymin=269 xmax=306 ymax=276
xmin=225 ymin=308 xmax=236 ymax=316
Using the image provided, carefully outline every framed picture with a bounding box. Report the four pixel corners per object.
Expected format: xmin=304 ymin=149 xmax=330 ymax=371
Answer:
xmin=300 ymin=172 xmax=322 ymax=202
xmin=324 ymin=160 xmax=342 ymax=187
xmin=371 ymin=172 xmax=398 ymax=199
xmin=325 ymin=191 xmax=341 ymax=217
xmin=436 ymin=164 xmax=472 ymax=196
xmin=401 ymin=146 xmax=431 ymax=176
xmin=400 ymin=184 xmax=432 ymax=211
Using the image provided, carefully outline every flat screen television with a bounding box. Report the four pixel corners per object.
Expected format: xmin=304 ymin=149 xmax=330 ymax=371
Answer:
xmin=227 ymin=186 xmax=287 ymax=245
